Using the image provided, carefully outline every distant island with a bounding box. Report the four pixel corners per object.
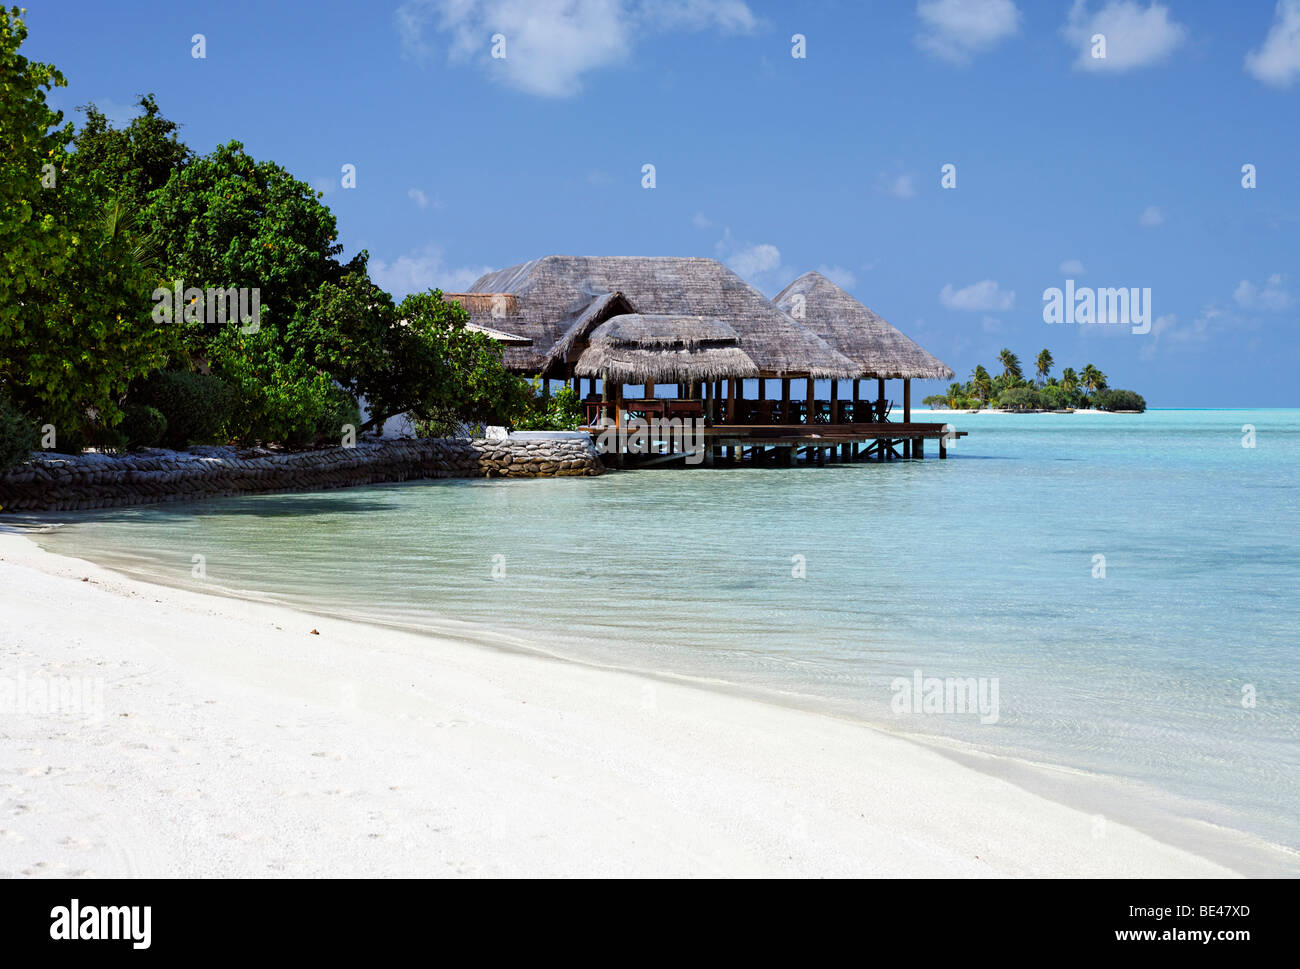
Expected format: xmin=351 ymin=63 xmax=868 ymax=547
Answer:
xmin=922 ymin=349 xmax=1146 ymax=412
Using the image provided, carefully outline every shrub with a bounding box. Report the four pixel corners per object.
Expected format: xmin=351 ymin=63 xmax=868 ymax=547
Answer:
xmin=84 ymin=423 xmax=129 ymax=455
xmin=313 ymin=386 xmax=362 ymax=445
xmin=1039 ymin=385 xmax=1072 ymax=410
xmin=0 ymin=394 xmax=36 ymax=473
xmin=138 ymin=370 xmax=235 ymax=448
xmin=49 ymin=427 xmax=88 ymax=455
xmin=997 ymin=387 xmax=1043 ymax=411
xmin=1095 ymin=389 xmax=1147 ymax=412
xmin=118 ymin=403 xmax=168 ymax=449
xmin=513 ymin=384 xmax=583 ymax=431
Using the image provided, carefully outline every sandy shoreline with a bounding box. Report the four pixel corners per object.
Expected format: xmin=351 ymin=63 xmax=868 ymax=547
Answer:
xmin=0 ymin=530 xmax=1271 ymax=877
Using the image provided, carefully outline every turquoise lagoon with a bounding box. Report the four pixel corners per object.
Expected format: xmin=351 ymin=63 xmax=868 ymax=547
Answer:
xmin=21 ymin=409 xmax=1300 ymax=870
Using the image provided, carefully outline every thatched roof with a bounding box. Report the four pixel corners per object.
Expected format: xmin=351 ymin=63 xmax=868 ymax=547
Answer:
xmin=773 ymin=272 xmax=954 ymax=380
xmin=464 ymin=256 xmax=857 ymax=378
xmin=574 ymin=314 xmax=759 ymax=383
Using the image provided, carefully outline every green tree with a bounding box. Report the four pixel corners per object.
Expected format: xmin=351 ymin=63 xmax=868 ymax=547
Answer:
xmin=970 ymin=364 xmax=992 ymax=404
xmin=1035 ymin=348 xmax=1054 ymax=385
xmin=1094 ymin=389 xmax=1146 ymax=412
xmin=0 ymin=7 xmax=172 ymax=436
xmin=1081 ymin=364 xmax=1108 ymax=397
xmin=68 ymin=94 xmax=192 ymax=211
xmin=146 ymin=140 xmax=344 ymax=351
xmin=998 ymin=348 xmax=1023 ymax=382
xmin=385 ymin=290 xmax=532 ymax=434
xmin=998 ymin=386 xmax=1042 ymax=411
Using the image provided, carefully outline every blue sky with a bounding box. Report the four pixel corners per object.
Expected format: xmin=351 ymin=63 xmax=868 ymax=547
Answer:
xmin=28 ymin=0 xmax=1300 ymax=405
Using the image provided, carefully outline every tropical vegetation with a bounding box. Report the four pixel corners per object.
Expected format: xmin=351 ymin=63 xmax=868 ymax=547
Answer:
xmin=0 ymin=8 xmax=565 ymax=473
xmin=922 ymin=347 xmax=1146 ymax=413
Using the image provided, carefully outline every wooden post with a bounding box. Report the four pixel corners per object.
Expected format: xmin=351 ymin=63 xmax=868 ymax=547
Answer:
xmin=805 ymin=376 xmax=815 ymax=428
xmin=851 ymin=379 xmax=861 ymax=459
xmin=903 ymin=378 xmax=912 ymax=458
xmin=914 ymin=436 xmax=924 ymax=460
xmin=781 ymin=378 xmax=791 ymax=425
xmin=876 ymin=377 xmax=885 ymax=420
xmin=727 ymin=377 xmax=736 ymax=423
xmin=541 ymin=376 xmax=550 ymax=402
xmin=645 ymin=381 xmax=655 ymax=401
xmin=614 ymin=381 xmax=624 ymax=468
xmin=939 ymin=434 xmax=947 ymax=460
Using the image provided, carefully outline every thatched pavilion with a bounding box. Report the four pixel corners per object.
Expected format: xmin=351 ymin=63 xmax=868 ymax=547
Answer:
xmin=773 ymin=271 xmax=954 ymax=456
xmin=446 ymin=255 xmax=964 ymax=463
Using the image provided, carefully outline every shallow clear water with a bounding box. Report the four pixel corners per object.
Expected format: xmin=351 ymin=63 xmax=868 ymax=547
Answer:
xmin=21 ymin=409 xmax=1300 ymax=857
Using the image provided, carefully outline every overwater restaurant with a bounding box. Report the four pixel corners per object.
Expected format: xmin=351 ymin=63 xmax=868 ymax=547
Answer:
xmin=447 ymin=256 xmax=965 ymax=464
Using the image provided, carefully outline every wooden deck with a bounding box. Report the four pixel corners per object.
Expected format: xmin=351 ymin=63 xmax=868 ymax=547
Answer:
xmin=580 ymin=420 xmax=967 ymax=466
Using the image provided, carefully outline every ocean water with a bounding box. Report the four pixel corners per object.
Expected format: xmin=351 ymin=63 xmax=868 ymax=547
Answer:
xmin=19 ymin=409 xmax=1300 ymax=867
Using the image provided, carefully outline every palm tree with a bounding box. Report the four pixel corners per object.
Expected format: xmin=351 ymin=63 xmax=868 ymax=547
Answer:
xmin=1035 ymin=349 xmax=1053 ymax=386
xmin=970 ymin=365 xmax=992 ymax=404
xmin=1061 ymin=367 xmax=1079 ymax=393
xmin=998 ymin=349 xmax=1023 ymax=382
xmin=1081 ymin=364 xmax=1107 ymax=395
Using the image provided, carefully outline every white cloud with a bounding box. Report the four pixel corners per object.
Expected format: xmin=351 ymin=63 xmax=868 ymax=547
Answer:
xmin=940 ymin=279 xmax=1015 ymax=311
xmin=691 ymin=212 xmax=713 ymax=229
xmin=370 ymin=246 xmax=494 ymax=300
xmin=408 ymin=188 xmax=432 ymax=209
xmin=1246 ymin=0 xmax=1300 ymax=87
xmin=1059 ymin=258 xmax=1086 ymax=274
xmin=981 ymin=315 xmax=1003 ymax=332
xmin=815 ymin=265 xmax=856 ymax=288
xmin=727 ymin=242 xmax=781 ymax=278
xmin=1234 ymin=273 xmax=1292 ymax=311
xmin=1138 ymin=204 xmax=1164 ymax=227
xmin=713 ymin=228 xmax=782 ymax=285
xmin=397 ymin=0 xmax=758 ymax=97
xmin=1062 ymin=1 xmax=1188 ymax=72
xmin=883 ymin=173 xmax=917 ymax=199
xmin=915 ymin=0 xmax=1022 ymax=64
xmin=1140 ymin=308 xmax=1218 ymax=358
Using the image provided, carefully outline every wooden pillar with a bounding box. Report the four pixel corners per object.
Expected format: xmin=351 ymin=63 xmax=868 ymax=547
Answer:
xmin=541 ymin=375 xmax=550 ymax=402
xmin=877 ymin=377 xmax=885 ymax=420
xmin=727 ymin=378 xmax=736 ymax=423
xmin=830 ymin=379 xmax=840 ymax=426
xmin=781 ymin=378 xmax=791 ymax=425
xmin=939 ymin=435 xmax=947 ymax=460
xmin=645 ymin=381 xmax=655 ymax=401
xmin=805 ymin=376 xmax=815 ymax=427
xmin=851 ymin=380 xmax=861 ymax=459
xmin=614 ymin=381 xmax=624 ymax=468
xmin=915 ymin=436 xmax=924 ymax=460
xmin=903 ymin=378 xmax=912 ymax=458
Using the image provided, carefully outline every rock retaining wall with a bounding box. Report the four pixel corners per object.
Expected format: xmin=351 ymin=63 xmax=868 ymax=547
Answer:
xmin=0 ymin=437 xmax=605 ymax=512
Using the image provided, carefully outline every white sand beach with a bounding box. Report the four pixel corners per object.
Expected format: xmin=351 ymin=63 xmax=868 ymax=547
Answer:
xmin=0 ymin=530 xmax=1247 ymax=877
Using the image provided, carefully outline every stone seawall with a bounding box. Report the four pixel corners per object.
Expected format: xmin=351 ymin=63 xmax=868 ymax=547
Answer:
xmin=0 ymin=436 xmax=605 ymax=512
